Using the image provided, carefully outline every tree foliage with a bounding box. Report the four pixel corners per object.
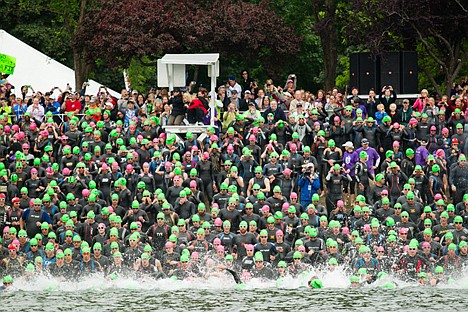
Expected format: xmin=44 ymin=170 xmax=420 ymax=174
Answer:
xmin=74 ymin=0 xmax=302 ymax=78
xmin=346 ymin=0 xmax=468 ymax=95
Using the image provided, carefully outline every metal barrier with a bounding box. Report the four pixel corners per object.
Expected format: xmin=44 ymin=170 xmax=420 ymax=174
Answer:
xmin=9 ymin=113 xmax=84 ymax=127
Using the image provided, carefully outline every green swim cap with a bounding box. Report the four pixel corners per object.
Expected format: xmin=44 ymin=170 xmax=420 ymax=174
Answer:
xmin=277 ymin=261 xmax=287 ymax=268
xmin=310 ymin=279 xmax=323 ymax=289
xmin=293 ymin=251 xmax=302 ymax=259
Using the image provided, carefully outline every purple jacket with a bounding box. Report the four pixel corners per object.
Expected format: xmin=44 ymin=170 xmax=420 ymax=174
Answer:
xmin=355 ymin=147 xmax=380 ymax=174
xmin=343 ymin=151 xmax=359 ymax=176
xmin=415 ymin=146 xmax=429 ymax=167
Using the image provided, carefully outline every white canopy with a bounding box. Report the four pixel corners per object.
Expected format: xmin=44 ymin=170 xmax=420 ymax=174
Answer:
xmin=160 ymin=53 xmax=220 ymax=65
xmin=158 ymin=53 xmax=219 ymax=126
xmin=0 ymin=29 xmax=119 ymax=98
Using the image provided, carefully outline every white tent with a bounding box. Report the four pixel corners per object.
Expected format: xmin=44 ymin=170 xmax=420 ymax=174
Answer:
xmin=0 ymin=29 xmax=119 ymax=98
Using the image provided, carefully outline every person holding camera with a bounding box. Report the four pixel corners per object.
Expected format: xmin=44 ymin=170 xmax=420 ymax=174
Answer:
xmin=297 ymin=163 xmax=320 ymax=208
xmin=412 ymin=89 xmax=430 ymax=113
xmin=379 ymin=85 xmax=397 ymax=113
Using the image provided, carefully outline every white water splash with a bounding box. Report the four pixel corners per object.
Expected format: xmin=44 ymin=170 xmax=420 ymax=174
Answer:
xmin=6 ymin=266 xmax=468 ymax=292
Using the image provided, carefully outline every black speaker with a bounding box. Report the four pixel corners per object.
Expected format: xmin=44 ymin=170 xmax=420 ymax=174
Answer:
xmin=380 ymin=52 xmax=401 ymax=93
xmin=400 ymin=51 xmax=418 ymax=94
xmin=358 ymin=53 xmax=379 ymax=93
xmin=349 ymin=53 xmax=359 ymax=91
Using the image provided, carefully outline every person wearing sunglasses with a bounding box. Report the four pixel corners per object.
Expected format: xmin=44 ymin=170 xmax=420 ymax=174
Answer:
xmin=0 ymin=275 xmax=13 ymax=290
xmin=394 ymin=241 xmax=426 ymax=279
xmin=3 ymin=244 xmax=25 ymax=277
xmin=20 ymin=198 xmax=52 ymax=238
xmin=253 ymin=230 xmax=278 ymax=263
xmin=450 ymin=215 xmax=468 ymax=244
xmin=250 ymin=251 xmax=274 ymax=280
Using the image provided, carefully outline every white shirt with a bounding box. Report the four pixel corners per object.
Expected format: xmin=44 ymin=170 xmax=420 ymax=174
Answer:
xmin=26 ymin=104 xmax=45 ymax=121
xmin=226 ymin=83 xmax=242 ymax=98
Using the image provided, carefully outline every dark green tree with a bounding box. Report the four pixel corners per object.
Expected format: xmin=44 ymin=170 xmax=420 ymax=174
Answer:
xmin=347 ymin=0 xmax=468 ymax=95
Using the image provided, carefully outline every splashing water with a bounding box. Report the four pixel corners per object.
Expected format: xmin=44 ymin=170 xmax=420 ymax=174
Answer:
xmin=4 ymin=269 xmax=468 ymax=311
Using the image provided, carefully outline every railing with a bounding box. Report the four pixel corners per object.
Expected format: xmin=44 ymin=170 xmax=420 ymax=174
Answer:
xmin=9 ymin=113 xmax=84 ymax=127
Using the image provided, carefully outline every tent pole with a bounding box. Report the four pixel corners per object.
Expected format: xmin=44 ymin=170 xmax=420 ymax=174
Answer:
xmin=210 ymin=63 xmax=216 ymax=127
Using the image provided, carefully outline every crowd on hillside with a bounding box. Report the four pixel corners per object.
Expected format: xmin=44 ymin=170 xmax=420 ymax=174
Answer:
xmin=0 ymin=72 xmax=467 ymax=288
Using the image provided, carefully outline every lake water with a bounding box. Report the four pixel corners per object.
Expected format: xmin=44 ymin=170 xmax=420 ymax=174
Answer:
xmin=2 ymin=271 xmax=467 ymax=311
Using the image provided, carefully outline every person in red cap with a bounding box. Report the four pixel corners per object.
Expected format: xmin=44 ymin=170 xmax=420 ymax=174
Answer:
xmin=0 ymin=193 xmax=9 ymax=233
xmin=448 ymin=138 xmax=462 ymax=159
xmin=4 ymin=197 xmax=22 ymax=232
xmin=2 ymin=244 xmax=25 ymax=277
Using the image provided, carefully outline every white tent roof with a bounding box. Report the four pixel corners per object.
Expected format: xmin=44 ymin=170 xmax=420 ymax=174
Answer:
xmin=0 ymin=29 xmax=119 ymax=98
xmin=160 ymin=53 xmax=219 ymax=65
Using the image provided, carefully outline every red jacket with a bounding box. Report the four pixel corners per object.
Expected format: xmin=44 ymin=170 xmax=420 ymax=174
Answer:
xmin=188 ymin=99 xmax=207 ymax=114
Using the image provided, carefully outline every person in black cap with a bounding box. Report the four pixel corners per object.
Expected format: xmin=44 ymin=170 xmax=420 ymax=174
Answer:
xmin=167 ymin=88 xmax=185 ymax=125
xmin=198 ymin=84 xmax=207 ymax=93
xmin=228 ymin=90 xmax=247 ymax=112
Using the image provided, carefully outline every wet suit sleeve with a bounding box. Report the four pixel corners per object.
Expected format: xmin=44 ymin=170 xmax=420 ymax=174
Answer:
xmin=22 ymin=209 xmax=30 ymax=221
xmin=226 ymin=268 xmax=242 ymax=284
xmin=41 ymin=211 xmax=52 ymax=224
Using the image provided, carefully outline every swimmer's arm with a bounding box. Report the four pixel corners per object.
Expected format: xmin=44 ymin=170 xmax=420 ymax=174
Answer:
xmin=225 ymin=268 xmax=242 ymax=284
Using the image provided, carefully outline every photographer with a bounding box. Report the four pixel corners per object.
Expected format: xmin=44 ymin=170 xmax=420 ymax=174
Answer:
xmin=365 ymin=89 xmax=379 ymax=119
xmin=223 ymin=103 xmax=238 ymax=131
xmin=421 ymin=97 xmax=439 ymax=124
xmin=298 ymin=163 xmax=320 ymax=208
xmin=26 ymin=97 xmax=45 ymax=123
xmin=412 ymin=89 xmax=429 ymax=113
xmin=379 ymin=85 xmax=397 ymax=113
